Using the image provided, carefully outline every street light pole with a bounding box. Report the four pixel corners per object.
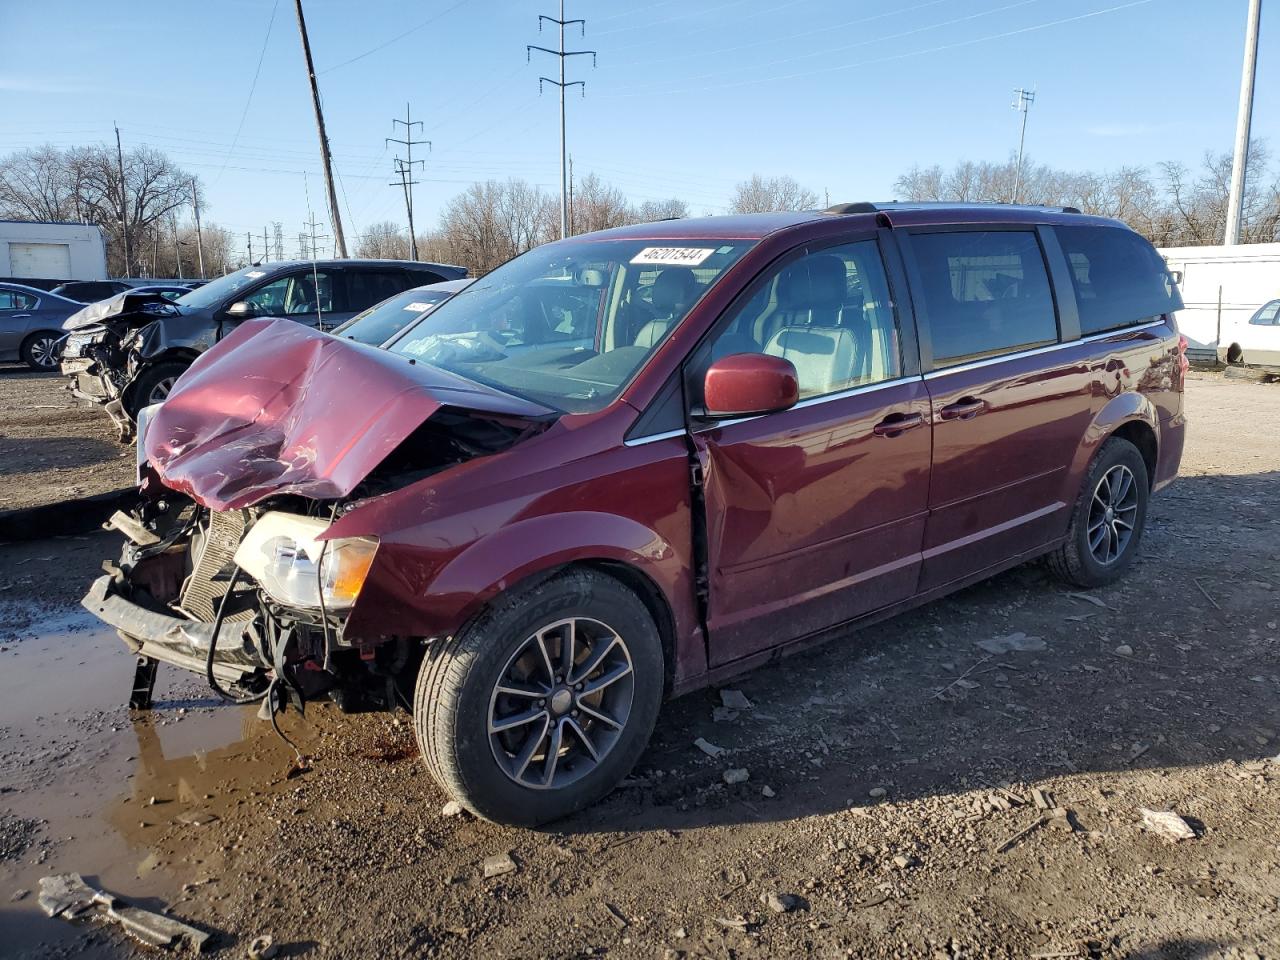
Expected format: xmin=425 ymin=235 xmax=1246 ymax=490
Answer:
xmin=1224 ymin=0 xmax=1263 ymax=245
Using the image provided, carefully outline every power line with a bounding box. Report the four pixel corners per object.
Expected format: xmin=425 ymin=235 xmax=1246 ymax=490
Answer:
xmin=319 ymin=0 xmax=473 ymax=74
xmin=214 ymin=0 xmax=280 ymax=185
xmin=528 ymin=1 xmax=596 ymax=239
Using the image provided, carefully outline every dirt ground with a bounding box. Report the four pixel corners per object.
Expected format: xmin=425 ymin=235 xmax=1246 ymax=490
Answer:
xmin=0 ymin=365 xmax=134 ymax=513
xmin=0 ymin=372 xmax=1277 ymax=960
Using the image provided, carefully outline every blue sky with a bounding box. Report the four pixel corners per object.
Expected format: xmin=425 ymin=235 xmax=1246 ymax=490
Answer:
xmin=2 ymin=0 xmax=1275 ymax=251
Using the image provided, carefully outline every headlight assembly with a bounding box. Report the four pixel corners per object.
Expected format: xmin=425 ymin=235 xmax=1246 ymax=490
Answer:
xmin=233 ymin=512 xmax=377 ymax=611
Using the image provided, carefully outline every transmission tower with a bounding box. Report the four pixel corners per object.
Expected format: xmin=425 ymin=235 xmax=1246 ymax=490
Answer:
xmin=387 ymin=103 xmax=430 ymax=260
xmin=273 ymin=222 xmax=285 ymax=262
xmin=528 ymin=2 xmax=596 ymax=239
xmin=1010 ymin=87 xmax=1035 ymax=204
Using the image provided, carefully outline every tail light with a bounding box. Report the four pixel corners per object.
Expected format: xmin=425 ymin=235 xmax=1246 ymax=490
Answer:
xmin=1178 ymin=334 xmax=1189 ymax=377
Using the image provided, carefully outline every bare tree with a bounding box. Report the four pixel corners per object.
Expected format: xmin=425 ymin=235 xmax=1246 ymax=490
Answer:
xmin=436 ymin=179 xmax=557 ymax=275
xmin=635 ymin=197 xmax=689 ymax=222
xmin=356 ymin=221 xmax=411 ymax=259
xmin=571 ymin=173 xmax=632 ymax=235
xmin=729 ymin=174 xmax=819 ymax=214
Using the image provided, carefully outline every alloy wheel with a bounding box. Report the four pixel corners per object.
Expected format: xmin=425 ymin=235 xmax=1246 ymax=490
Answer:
xmin=1087 ymin=464 xmax=1139 ymax=565
xmin=29 ymin=336 xmax=59 ymax=369
xmin=487 ymin=617 xmax=635 ymax=791
xmin=148 ymin=376 xmax=177 ymax=403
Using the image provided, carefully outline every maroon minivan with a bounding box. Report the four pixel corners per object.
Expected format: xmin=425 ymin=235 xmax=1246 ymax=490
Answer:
xmin=84 ymin=203 xmax=1187 ymax=824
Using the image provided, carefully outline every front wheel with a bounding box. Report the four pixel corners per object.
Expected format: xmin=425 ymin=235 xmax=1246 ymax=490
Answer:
xmin=127 ymin=360 xmax=188 ymax=417
xmin=1047 ymin=436 xmax=1149 ymax=588
xmin=413 ymin=569 xmax=664 ymax=826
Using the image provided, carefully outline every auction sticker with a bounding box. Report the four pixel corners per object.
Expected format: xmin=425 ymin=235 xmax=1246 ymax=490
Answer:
xmin=630 ymin=247 xmax=714 ymax=266
xmin=402 ymin=302 xmax=433 ymax=312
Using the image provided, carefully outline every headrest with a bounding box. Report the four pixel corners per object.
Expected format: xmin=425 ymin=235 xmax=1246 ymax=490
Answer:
xmin=651 ymin=268 xmax=697 ymax=313
xmin=778 ymin=255 xmax=847 ymax=309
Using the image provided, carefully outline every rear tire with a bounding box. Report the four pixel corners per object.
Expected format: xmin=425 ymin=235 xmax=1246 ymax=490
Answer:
xmin=412 ymin=569 xmax=664 ymax=826
xmin=20 ymin=331 xmax=62 ymax=370
xmin=1047 ymin=436 xmax=1149 ymax=588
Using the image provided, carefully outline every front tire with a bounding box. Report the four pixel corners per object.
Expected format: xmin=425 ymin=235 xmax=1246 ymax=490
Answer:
xmin=127 ymin=360 xmax=188 ymax=417
xmin=1048 ymin=436 xmax=1149 ymax=588
xmin=413 ymin=569 xmax=664 ymax=826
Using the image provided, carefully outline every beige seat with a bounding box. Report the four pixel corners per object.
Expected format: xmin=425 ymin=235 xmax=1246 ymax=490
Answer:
xmin=633 ymin=268 xmax=698 ymax=347
xmin=763 ymin=326 xmax=857 ymax=397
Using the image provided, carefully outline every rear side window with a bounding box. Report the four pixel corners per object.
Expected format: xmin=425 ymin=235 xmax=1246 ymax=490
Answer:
xmin=346 ymin=270 xmax=414 ymax=312
xmin=1055 ymin=225 xmax=1182 ymax=335
xmin=909 ymin=230 xmax=1057 ymax=368
xmin=0 ymin=290 xmax=37 ymax=310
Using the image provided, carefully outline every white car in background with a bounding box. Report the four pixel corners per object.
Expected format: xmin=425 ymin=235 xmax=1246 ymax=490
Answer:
xmin=1227 ymin=298 xmax=1280 ymax=367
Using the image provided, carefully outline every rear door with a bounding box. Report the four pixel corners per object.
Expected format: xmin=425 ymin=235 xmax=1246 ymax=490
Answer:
xmin=0 ymin=288 xmax=39 ymax=354
xmin=689 ymin=233 xmax=931 ymax=666
xmin=899 ymin=226 xmax=1089 ymax=591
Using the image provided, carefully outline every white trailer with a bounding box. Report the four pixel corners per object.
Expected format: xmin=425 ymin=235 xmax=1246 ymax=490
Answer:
xmin=1159 ymin=242 xmax=1280 ymax=366
xmin=0 ymin=220 xmax=107 ymax=282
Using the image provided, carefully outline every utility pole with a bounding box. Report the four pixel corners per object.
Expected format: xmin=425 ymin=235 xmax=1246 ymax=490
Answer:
xmin=247 ymin=232 xmax=254 ymax=265
xmin=387 ymin=103 xmax=429 ymax=260
xmin=293 ymin=0 xmax=347 ymax=257
xmin=115 ymin=123 xmax=132 ymax=276
xmin=1225 ymin=0 xmax=1263 ymax=245
xmin=263 ymin=226 xmax=270 ymax=263
xmin=1010 ymin=87 xmax=1035 ymax=204
xmin=171 ymin=213 xmax=184 ymax=280
xmin=273 ymin=222 xmax=284 ymax=261
xmin=567 ymin=154 xmax=575 ymax=235
xmin=190 ymin=178 xmax=206 ymax=279
xmin=528 ymin=2 xmax=596 ymax=239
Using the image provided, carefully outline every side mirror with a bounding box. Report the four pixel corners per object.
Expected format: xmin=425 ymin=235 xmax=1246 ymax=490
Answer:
xmin=226 ymin=300 xmax=257 ymax=319
xmin=703 ymin=353 xmax=799 ymax=419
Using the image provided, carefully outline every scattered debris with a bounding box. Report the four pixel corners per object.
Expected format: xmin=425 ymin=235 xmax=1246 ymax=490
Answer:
xmin=441 ymin=800 xmax=465 ymax=818
xmin=1068 ymin=592 xmax=1111 ymax=610
xmin=976 ymin=632 xmax=1046 ymax=655
xmin=248 ymin=934 xmax=278 ymax=960
xmin=694 ymin=737 xmax=726 ymax=758
xmin=714 ymin=916 xmax=753 ymax=932
xmin=996 ymin=817 xmax=1047 ymax=853
xmin=37 ymin=873 xmax=211 ymax=952
xmin=176 ymin=810 xmax=219 ymax=827
xmin=723 ymin=767 xmax=750 ymax=785
xmin=761 ymin=785 xmax=776 ymax=799
xmin=1126 ymin=741 xmax=1152 ymax=763
xmin=868 ymin=787 xmax=888 ymax=799
xmin=482 ymin=852 xmax=518 ymax=878
xmin=761 ymin=891 xmax=803 ymax=913
xmin=1192 ymin=577 xmax=1222 ymax=611
xmin=719 ymin=689 xmax=754 ymax=711
xmin=1140 ymin=808 xmax=1197 ymax=842
xmin=1114 ymin=644 xmax=1134 ymax=657
xmin=892 ymin=854 xmax=917 ymax=870
xmin=1031 ymin=788 xmax=1054 ymax=811
xmin=1047 ymin=807 xmax=1076 ymax=832
xmin=602 ymin=901 xmax=629 ymax=929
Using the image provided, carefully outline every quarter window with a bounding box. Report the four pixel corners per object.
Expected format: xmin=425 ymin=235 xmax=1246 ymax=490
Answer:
xmin=0 ymin=290 xmax=37 ymax=311
xmin=1055 ymin=225 xmax=1182 ymax=335
xmin=909 ymin=230 xmax=1058 ymax=368
xmin=1249 ymin=300 xmax=1280 ymax=326
xmin=699 ymin=240 xmax=902 ymax=401
xmin=346 ymin=271 xmax=412 ymax=312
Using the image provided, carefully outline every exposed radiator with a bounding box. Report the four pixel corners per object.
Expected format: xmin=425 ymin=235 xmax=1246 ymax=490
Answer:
xmin=180 ymin=510 xmax=255 ymax=623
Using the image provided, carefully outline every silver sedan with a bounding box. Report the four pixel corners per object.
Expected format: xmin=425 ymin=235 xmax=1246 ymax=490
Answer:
xmin=0 ymin=282 xmax=84 ymax=370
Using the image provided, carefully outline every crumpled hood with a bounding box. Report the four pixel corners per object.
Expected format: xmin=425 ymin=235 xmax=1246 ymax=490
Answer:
xmin=63 ymin=291 xmax=177 ymax=331
xmin=144 ymin=318 xmax=553 ymax=510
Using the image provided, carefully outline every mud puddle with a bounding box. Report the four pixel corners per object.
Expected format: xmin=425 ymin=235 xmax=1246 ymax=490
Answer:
xmin=0 ymin=603 xmax=306 ymax=957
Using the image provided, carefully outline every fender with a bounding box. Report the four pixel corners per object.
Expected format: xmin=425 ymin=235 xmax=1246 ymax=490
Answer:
xmin=1064 ymin=390 xmax=1160 ymax=501
xmin=341 ymin=510 xmax=703 ymax=685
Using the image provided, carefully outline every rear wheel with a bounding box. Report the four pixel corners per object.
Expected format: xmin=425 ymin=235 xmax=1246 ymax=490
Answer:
xmin=413 ymin=569 xmax=664 ymax=825
xmin=1048 ymin=436 xmax=1149 ymax=588
xmin=21 ymin=331 xmax=61 ymax=370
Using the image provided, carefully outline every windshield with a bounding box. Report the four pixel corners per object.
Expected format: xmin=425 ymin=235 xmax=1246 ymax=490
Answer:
xmin=174 ymin=265 xmax=276 ymax=310
xmin=331 ymin=286 xmax=456 ymax=345
xmin=388 ymin=238 xmax=755 ymax=412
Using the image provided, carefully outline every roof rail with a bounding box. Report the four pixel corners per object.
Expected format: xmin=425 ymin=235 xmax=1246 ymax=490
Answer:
xmin=823 ymin=202 xmax=878 ymax=215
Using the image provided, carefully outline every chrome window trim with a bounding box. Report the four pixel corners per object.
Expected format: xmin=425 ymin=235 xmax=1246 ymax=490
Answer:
xmin=623 ymin=428 xmax=687 ymax=447
xmin=628 ymin=318 xmax=1168 ymax=442
xmin=922 ymin=319 xmax=1166 ymax=380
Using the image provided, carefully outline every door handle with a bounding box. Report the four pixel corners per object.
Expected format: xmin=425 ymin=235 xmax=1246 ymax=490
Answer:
xmin=12 ymin=313 xmax=31 ymax=319
xmin=872 ymin=412 xmax=924 ymax=437
xmin=938 ymin=397 xmax=987 ymax=421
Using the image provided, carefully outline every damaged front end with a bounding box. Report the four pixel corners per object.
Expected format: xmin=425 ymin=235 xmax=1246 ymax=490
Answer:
xmin=84 ymin=317 xmax=554 ymax=712
xmin=60 ymin=292 xmax=182 ymax=438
